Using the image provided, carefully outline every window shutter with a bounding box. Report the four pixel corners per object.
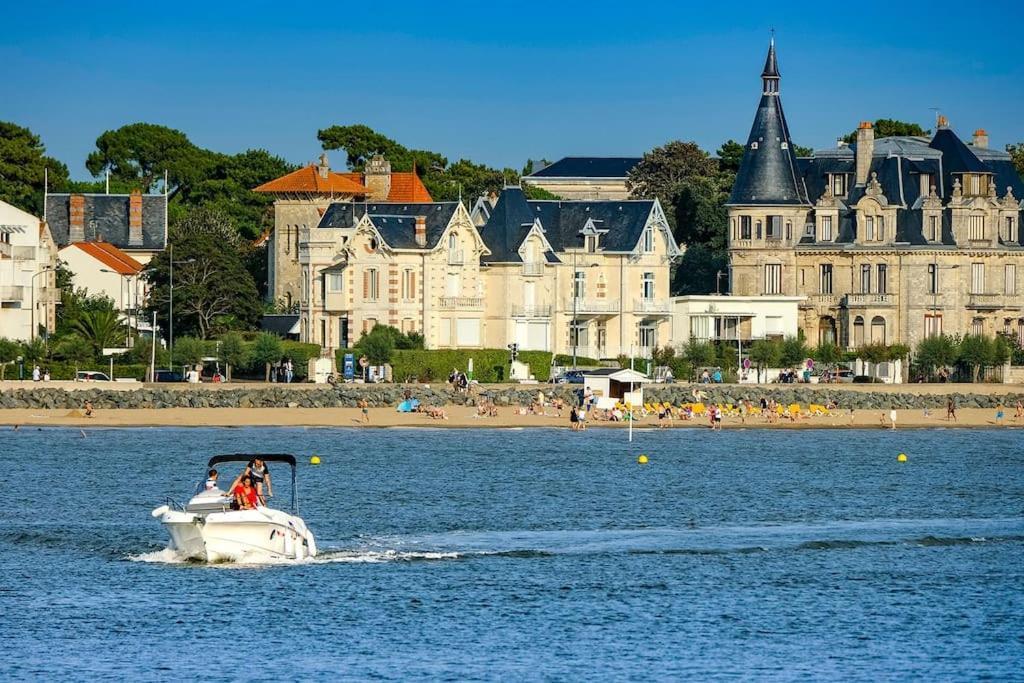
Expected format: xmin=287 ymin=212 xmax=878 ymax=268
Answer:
xmin=363 ymin=271 xmax=369 ymax=299
xmin=410 ymin=272 xmax=416 ymax=299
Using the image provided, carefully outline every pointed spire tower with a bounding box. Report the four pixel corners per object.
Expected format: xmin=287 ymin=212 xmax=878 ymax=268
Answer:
xmin=728 ymin=38 xmax=808 ymax=206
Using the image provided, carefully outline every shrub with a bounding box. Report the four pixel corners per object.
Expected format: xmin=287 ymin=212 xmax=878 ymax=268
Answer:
xmin=250 ymin=332 xmax=283 ymax=381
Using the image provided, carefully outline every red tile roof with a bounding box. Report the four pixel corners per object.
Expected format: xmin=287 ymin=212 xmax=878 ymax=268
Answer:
xmin=337 ymin=171 xmax=433 ymax=202
xmin=387 ymin=172 xmax=433 ymax=202
xmin=253 ymin=165 xmax=369 ymax=195
xmin=71 ymin=240 xmax=144 ymax=275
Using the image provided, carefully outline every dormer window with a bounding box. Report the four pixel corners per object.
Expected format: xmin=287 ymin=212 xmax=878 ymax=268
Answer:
xmin=642 ymin=228 xmax=654 ymax=253
xmin=928 ymin=215 xmax=940 ymax=242
xmin=1006 ymin=216 xmax=1018 ymax=242
xmin=586 ymin=235 xmax=597 ymax=253
xmin=919 ymin=173 xmax=932 ymax=197
xmin=830 ymin=174 xmax=848 ymax=197
xmin=969 ymin=215 xmax=985 ymax=241
xmin=750 ymin=142 xmax=759 ymax=150
xmin=969 ymin=175 xmax=981 ymax=196
xmin=865 ymin=216 xmax=875 ymax=241
xmin=821 ymin=215 xmax=833 ymax=241
xmin=766 ymin=215 xmax=783 ymax=240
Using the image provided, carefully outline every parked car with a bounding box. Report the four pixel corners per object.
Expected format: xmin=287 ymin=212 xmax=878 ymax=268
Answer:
xmin=75 ymin=371 xmax=110 ymax=382
xmin=819 ymin=368 xmax=854 ymax=383
xmin=555 ymin=370 xmax=586 ymax=384
xmin=154 ymin=370 xmax=185 ymax=383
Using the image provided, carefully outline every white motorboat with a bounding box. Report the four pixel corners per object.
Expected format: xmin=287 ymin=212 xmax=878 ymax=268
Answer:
xmin=152 ymin=454 xmax=317 ymax=562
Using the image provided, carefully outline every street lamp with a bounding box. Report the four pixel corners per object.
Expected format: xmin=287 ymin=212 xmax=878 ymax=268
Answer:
xmin=29 ymin=266 xmax=53 ymax=343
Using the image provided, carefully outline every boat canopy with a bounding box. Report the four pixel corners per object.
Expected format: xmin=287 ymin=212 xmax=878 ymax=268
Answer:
xmin=207 ymin=454 xmax=300 ymax=513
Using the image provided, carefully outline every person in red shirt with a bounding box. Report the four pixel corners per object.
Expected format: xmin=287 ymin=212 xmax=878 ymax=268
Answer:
xmin=232 ymin=476 xmax=259 ymax=510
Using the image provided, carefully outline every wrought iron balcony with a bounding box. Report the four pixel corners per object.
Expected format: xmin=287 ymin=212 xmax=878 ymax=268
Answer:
xmin=521 ymin=262 xmax=544 ymax=277
xmin=633 ymin=298 xmax=671 ymax=314
xmin=511 ymin=304 xmax=552 ymax=317
xmin=843 ymin=293 xmax=896 ymax=307
xmin=564 ymin=297 xmax=621 ymax=315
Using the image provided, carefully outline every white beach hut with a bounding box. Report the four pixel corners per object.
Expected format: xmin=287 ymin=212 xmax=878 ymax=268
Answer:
xmin=583 ymin=368 xmax=651 ymax=409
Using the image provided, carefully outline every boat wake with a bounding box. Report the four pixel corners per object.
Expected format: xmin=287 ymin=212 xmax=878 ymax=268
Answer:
xmin=119 ymin=517 xmax=1024 ymax=567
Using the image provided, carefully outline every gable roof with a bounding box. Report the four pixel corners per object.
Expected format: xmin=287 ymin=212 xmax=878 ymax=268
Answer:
xmin=64 ymin=240 xmax=144 ymax=275
xmin=478 ymin=188 xmax=659 ymax=263
xmin=253 ymin=165 xmax=368 ymax=195
xmin=527 ymin=157 xmax=642 ymax=179
xmin=317 ymin=202 xmax=459 ymax=250
xmin=45 ymin=193 xmax=167 ymax=250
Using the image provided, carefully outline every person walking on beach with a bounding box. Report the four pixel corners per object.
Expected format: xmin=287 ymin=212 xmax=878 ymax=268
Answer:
xmin=889 ymin=406 xmax=897 ymax=431
xmin=995 ymin=404 xmax=1005 ymax=425
xmin=1015 ymin=400 xmax=1023 ymax=422
xmin=947 ymin=398 xmax=957 ymax=422
xmin=570 ymin=405 xmax=579 ymax=431
xmin=32 ymin=365 xmax=40 ymax=382
xmin=358 ymin=398 xmax=369 ymax=423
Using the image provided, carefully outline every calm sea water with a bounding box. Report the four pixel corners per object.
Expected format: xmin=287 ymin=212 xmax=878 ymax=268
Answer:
xmin=0 ymin=426 xmax=1022 ymax=681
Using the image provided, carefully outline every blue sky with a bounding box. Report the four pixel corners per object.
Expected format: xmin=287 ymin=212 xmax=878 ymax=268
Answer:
xmin=4 ymin=1 xmax=1023 ymax=179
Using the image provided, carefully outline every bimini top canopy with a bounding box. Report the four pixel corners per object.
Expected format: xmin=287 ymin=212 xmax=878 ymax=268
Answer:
xmin=207 ymin=454 xmax=297 ymax=468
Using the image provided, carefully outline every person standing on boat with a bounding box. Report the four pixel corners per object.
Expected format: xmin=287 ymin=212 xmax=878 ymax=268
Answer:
xmin=247 ymin=458 xmax=272 ymax=505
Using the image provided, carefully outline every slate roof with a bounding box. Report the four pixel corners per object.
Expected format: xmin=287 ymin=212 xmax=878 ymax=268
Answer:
xmin=261 ymin=314 xmax=300 ymax=336
xmin=728 ymin=42 xmax=808 ymax=206
xmin=478 ymin=187 xmax=658 ymax=263
xmin=317 ymin=202 xmax=459 ymax=250
xmin=45 ymin=193 xmax=167 ymax=250
xmin=527 ymin=157 xmax=642 ymax=179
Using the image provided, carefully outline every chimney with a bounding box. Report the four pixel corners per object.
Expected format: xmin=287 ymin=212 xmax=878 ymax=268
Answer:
xmin=855 ymin=121 xmax=874 ymax=185
xmin=414 ymin=215 xmax=427 ymax=247
xmin=317 ymin=152 xmax=330 ymax=179
xmin=69 ymin=194 xmax=86 ymax=242
xmin=129 ymin=189 xmax=144 ymax=246
xmin=972 ymin=129 xmax=989 ymax=149
xmin=363 ymin=154 xmax=392 ymax=201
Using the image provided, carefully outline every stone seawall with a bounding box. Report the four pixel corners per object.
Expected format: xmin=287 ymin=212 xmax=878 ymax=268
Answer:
xmin=0 ymin=384 xmax=1020 ymax=411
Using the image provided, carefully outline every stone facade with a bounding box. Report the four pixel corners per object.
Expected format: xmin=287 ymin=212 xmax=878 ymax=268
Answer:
xmin=727 ymin=42 xmax=1024 ymax=354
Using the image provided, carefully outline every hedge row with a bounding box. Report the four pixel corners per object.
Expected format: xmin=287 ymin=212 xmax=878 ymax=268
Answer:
xmin=334 ymin=348 xmax=601 ymax=383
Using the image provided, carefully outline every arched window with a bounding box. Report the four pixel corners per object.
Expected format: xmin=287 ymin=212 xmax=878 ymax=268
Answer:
xmin=818 ymin=316 xmax=836 ymax=346
xmin=853 ymin=316 xmax=865 ymax=347
xmin=871 ymin=316 xmax=886 ymax=344
xmin=448 ymin=233 xmax=458 ymax=251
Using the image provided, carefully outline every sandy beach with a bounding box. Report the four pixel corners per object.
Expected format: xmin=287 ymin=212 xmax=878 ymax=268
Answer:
xmin=0 ymin=405 xmax=1017 ymax=429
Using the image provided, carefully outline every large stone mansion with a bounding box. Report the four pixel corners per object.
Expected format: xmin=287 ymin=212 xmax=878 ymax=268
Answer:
xmin=727 ymin=40 xmax=1024 ymax=350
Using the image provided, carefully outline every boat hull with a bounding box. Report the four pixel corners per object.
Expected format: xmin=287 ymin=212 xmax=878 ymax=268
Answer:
xmin=153 ymin=506 xmax=317 ymax=562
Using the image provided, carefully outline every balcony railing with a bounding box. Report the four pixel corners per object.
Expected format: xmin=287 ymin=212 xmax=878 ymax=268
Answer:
xmin=521 ymin=262 xmax=544 ymax=277
xmin=447 ymin=250 xmax=464 ymax=266
xmin=967 ymin=293 xmax=1003 ymax=309
xmin=0 ymin=285 xmax=26 ymax=301
xmin=802 ymin=293 xmax=840 ymax=308
xmin=511 ymin=304 xmax=552 ymax=318
xmin=564 ymin=297 xmax=620 ymax=314
xmin=844 ymin=293 xmax=896 ymax=307
xmin=633 ymin=298 xmax=671 ymax=314
xmin=12 ymin=246 xmax=35 ymax=260
xmin=440 ymin=296 xmax=483 ymax=309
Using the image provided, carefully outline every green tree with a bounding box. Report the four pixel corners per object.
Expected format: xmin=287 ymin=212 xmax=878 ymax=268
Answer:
xmin=0 ymin=121 xmax=70 ymax=215
xmin=958 ymin=335 xmax=992 ymax=382
xmin=716 ymin=140 xmax=745 ymax=174
xmin=145 ymin=208 xmax=261 ymax=339
xmin=55 ymin=334 xmax=94 ymax=374
xmin=72 ymin=308 xmax=126 ymax=354
xmin=1007 ymin=143 xmax=1024 ymax=180
xmin=184 ymin=148 xmax=296 ymax=239
xmin=856 ymin=343 xmax=890 ymax=378
xmin=250 ymin=332 xmax=283 ymax=382
xmin=779 ymin=336 xmax=808 ymax=367
xmin=811 ymin=342 xmax=842 ymax=367
xmin=841 ymin=119 xmax=930 ymax=144
xmin=627 ymin=141 xmax=719 ymax=203
xmin=792 ymin=144 xmax=814 ymax=157
xmin=0 ymin=338 xmax=20 ymax=380
xmin=85 ymin=122 xmax=215 ymax=196
xmin=218 ymin=332 xmax=248 ymax=382
xmin=20 ymin=338 xmax=47 ymax=364
xmin=914 ymin=334 xmax=959 ymax=378
xmin=673 ymin=243 xmax=728 ymax=295
xmin=747 ymin=339 xmax=781 ymax=383
xmin=173 ymin=336 xmax=207 ymax=368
